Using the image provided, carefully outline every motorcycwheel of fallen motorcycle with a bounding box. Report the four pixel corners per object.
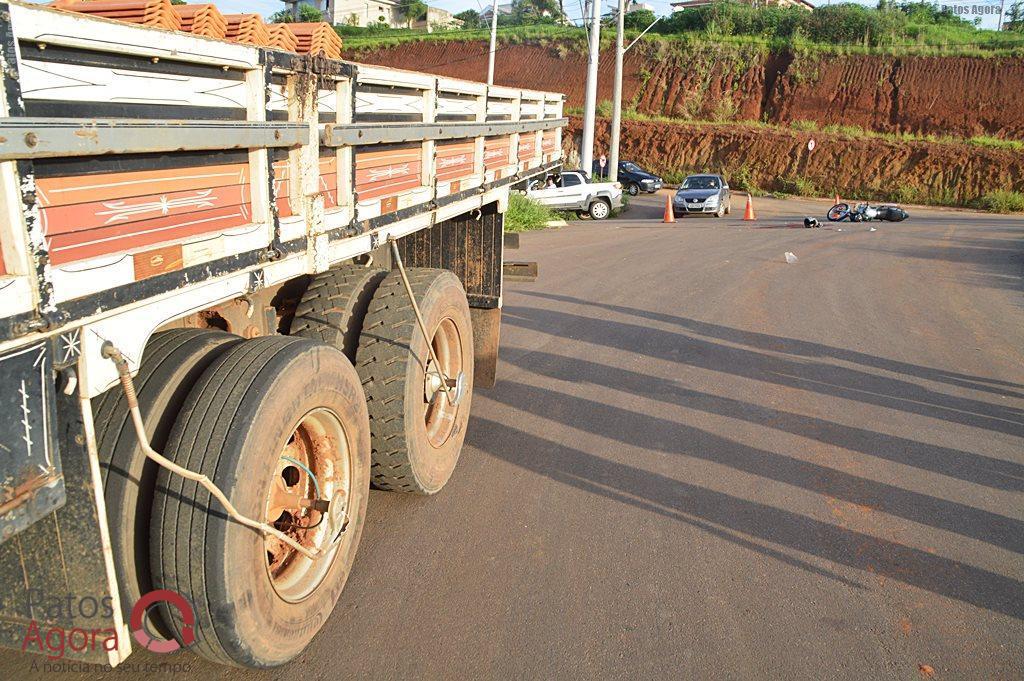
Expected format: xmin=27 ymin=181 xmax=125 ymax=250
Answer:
xmin=827 ymin=203 xmax=849 ymax=222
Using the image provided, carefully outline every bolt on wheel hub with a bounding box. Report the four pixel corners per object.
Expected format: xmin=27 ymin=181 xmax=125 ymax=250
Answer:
xmin=263 ymin=408 xmax=351 ymax=602
xmin=423 ymin=317 xmax=464 ymax=448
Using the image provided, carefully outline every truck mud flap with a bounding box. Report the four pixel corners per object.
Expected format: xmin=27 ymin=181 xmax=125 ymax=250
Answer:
xmin=0 ymin=342 xmax=65 ymax=544
xmin=502 ymin=261 xmax=538 ymax=282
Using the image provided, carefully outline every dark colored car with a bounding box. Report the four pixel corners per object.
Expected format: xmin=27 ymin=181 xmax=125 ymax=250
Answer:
xmin=672 ymin=174 xmax=732 ymax=218
xmin=592 ymin=161 xmax=663 ymax=196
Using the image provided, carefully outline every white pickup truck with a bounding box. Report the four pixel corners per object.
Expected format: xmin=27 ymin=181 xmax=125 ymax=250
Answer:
xmin=525 ymin=170 xmax=623 ymax=219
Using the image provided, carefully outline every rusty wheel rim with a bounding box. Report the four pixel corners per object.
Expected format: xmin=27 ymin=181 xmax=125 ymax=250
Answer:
xmin=423 ymin=317 xmax=463 ymax=448
xmin=263 ymin=408 xmax=350 ymax=603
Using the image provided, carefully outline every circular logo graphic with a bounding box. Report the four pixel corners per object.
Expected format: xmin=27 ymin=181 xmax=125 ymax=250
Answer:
xmin=130 ymin=589 xmax=195 ymax=654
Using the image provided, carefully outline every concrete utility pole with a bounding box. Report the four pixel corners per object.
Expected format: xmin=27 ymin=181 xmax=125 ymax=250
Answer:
xmin=579 ymin=0 xmax=601 ymax=174
xmin=487 ymin=0 xmax=500 ymax=86
xmin=607 ymin=0 xmax=625 ymax=182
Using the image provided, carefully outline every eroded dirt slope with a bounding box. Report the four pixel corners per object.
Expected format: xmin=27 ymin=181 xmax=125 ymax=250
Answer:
xmin=565 ymin=116 xmax=1024 ymax=206
xmin=347 ymin=41 xmax=1024 ymax=139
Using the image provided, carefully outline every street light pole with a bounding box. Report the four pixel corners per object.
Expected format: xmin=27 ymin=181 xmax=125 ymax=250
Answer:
xmin=487 ymin=0 xmax=500 ymax=86
xmin=608 ymin=0 xmax=625 ymax=182
xmin=579 ymin=0 xmax=601 ymax=174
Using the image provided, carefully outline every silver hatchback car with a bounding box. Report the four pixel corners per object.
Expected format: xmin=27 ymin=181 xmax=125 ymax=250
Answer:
xmin=673 ymin=174 xmax=732 ymax=218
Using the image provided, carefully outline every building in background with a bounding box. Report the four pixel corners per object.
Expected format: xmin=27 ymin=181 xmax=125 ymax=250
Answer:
xmin=422 ymin=5 xmax=461 ymax=29
xmin=624 ymin=1 xmax=655 ymax=13
xmin=330 ymin=0 xmax=400 ymax=26
xmin=329 ymin=0 xmax=461 ymax=29
xmin=479 ymin=2 xmax=516 ymax=22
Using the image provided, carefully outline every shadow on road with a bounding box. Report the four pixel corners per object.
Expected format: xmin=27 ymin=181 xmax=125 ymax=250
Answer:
xmin=485 ymin=378 xmax=1024 ymax=554
xmin=468 ymin=416 xmax=1024 ymax=621
xmin=499 ymin=349 xmax=1024 ymax=493
xmin=514 ymin=291 xmax=1024 ymax=405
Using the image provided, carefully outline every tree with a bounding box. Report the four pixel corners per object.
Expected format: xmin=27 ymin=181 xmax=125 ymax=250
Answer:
xmin=1005 ymin=1 xmax=1024 ymax=30
xmin=454 ymin=9 xmax=482 ymax=28
xmin=270 ymin=3 xmax=324 ymax=23
xmin=399 ymin=0 xmax=429 ymax=22
xmin=512 ymin=0 xmax=563 ymax=24
xmin=624 ymin=9 xmax=657 ymax=30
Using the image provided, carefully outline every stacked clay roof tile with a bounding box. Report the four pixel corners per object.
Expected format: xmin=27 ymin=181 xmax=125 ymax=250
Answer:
xmin=266 ymin=23 xmax=299 ymax=52
xmin=55 ymin=0 xmax=182 ymax=30
xmin=54 ymin=2 xmax=343 ymax=56
xmin=223 ymin=13 xmax=272 ymax=47
xmin=288 ymin=22 xmax=343 ymax=59
xmin=172 ymin=4 xmax=227 ymax=39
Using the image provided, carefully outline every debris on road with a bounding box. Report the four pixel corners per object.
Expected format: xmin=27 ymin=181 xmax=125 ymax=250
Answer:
xmin=785 ymin=252 xmax=798 ymax=263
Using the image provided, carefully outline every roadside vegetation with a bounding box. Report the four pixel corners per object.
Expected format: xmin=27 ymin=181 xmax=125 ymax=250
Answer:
xmin=505 ymin=193 xmax=558 ymax=231
xmin=340 ymin=1 xmax=1024 ymax=56
xmin=566 ymin=108 xmax=1024 ymax=152
xmin=977 ymin=190 xmax=1024 ymax=213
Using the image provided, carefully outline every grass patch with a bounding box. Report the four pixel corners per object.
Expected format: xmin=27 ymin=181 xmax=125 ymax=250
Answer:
xmin=576 ymin=112 xmax=1024 ymax=153
xmin=779 ymin=176 xmax=819 ymax=197
xmin=976 ymin=190 xmax=1024 ymax=213
xmin=968 ymin=136 xmax=1024 ymax=152
xmin=505 ymin=193 xmax=558 ymax=232
xmin=790 ymin=120 xmax=818 ymax=132
xmin=341 ymin=22 xmax=1024 ymax=59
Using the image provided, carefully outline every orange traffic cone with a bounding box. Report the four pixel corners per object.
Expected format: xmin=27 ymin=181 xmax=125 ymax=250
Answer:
xmin=663 ymin=194 xmax=675 ymax=223
xmin=743 ymin=193 xmax=756 ymax=221
xmin=834 ymin=193 xmax=841 ymax=205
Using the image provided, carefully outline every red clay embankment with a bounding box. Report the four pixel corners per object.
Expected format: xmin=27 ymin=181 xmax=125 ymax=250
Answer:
xmin=566 ymin=116 xmax=1024 ymax=206
xmin=346 ymin=41 xmax=1024 ymax=139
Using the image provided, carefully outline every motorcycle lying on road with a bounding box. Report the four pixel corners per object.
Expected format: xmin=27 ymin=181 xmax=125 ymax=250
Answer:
xmin=828 ymin=202 xmax=909 ymax=222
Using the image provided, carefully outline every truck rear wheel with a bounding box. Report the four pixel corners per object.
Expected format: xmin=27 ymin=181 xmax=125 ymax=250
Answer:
xmin=150 ymin=336 xmax=370 ymax=667
xmin=93 ymin=328 xmax=239 ymax=630
xmin=356 ymin=268 xmax=473 ymax=494
xmin=290 ymin=264 xmax=387 ymax=361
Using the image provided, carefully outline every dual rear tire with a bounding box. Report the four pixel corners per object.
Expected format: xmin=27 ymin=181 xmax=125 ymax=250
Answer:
xmin=295 ymin=265 xmax=474 ymax=494
xmin=101 ymin=265 xmax=475 ymax=667
xmin=354 ymin=268 xmax=473 ymax=494
xmin=150 ymin=336 xmax=371 ymax=667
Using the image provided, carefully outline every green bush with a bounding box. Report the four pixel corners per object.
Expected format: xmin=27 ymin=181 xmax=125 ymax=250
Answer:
xmin=623 ymin=9 xmax=657 ymax=31
xmin=727 ymin=165 xmax=762 ymax=194
xmin=505 ymin=193 xmax=558 ymax=231
xmin=976 ymin=190 xmax=1024 ymax=213
xmin=342 ymin=0 xmax=1024 ymax=55
xmin=270 ymin=3 xmax=323 ymax=23
xmin=779 ymin=176 xmax=819 ymax=197
xmin=652 ymin=0 xmax=979 ymax=47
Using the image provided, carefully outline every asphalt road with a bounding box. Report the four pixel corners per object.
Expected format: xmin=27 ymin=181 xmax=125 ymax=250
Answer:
xmin=4 ymin=193 xmax=1023 ymax=679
